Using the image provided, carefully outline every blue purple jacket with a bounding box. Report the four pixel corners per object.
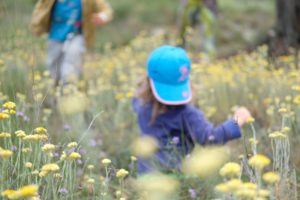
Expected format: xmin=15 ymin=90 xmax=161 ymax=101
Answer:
xmin=132 ymin=98 xmax=241 ymax=173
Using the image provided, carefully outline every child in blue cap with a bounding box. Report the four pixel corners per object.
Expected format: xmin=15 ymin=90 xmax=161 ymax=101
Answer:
xmin=132 ymin=45 xmax=251 ymax=173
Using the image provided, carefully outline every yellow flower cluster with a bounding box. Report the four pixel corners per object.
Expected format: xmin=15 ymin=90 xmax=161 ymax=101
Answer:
xmin=248 ymin=154 xmax=270 ymax=170
xmin=219 ymin=162 xmax=241 ymax=178
xmin=1 ymin=185 xmax=38 ymax=199
xmin=67 ymin=142 xmax=78 ymax=148
xmin=41 ymin=143 xmax=55 ymax=152
xmin=0 ymin=132 xmax=11 ymax=138
xmin=116 ymin=169 xmax=129 ymax=178
xmin=0 ymin=149 xmax=13 ymax=159
xmin=40 ymin=163 xmax=60 ymax=177
xmin=101 ymin=158 xmax=111 ymax=166
xmin=130 ymin=136 xmax=158 ymax=158
xmin=262 ymin=171 xmax=280 ymax=184
xmin=68 ymin=152 xmax=81 ymax=160
xmin=0 ymin=101 xmax=16 ymax=120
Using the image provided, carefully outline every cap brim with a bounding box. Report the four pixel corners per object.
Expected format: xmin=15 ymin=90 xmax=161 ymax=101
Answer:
xmin=149 ymin=79 xmax=192 ymax=105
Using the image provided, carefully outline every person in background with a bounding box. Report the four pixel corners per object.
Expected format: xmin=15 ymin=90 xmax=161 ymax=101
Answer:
xmin=132 ymin=45 xmax=251 ymax=173
xmin=179 ymin=0 xmax=217 ymax=57
xmin=30 ymin=0 xmax=113 ymax=86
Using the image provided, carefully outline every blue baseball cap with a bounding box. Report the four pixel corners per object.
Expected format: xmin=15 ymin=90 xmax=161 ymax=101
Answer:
xmin=147 ymin=45 xmax=192 ymax=105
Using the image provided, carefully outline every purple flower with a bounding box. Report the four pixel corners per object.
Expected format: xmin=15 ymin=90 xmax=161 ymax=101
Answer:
xmin=11 ymin=146 xmax=17 ymax=151
xmin=79 ymin=148 xmax=87 ymax=155
xmin=77 ymin=159 xmax=83 ymax=165
xmin=53 ymin=152 xmax=60 ymax=157
xmin=171 ymin=136 xmax=180 ymax=145
xmin=188 ymin=188 xmax=197 ymax=198
xmin=63 ymin=124 xmax=71 ymax=131
xmin=16 ymin=111 xmax=24 ymax=117
xmin=58 ymin=188 xmax=68 ymax=195
xmin=88 ymin=139 xmax=97 ymax=147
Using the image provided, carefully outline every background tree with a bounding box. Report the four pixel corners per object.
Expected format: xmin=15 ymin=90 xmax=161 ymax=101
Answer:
xmin=268 ymin=0 xmax=300 ymax=56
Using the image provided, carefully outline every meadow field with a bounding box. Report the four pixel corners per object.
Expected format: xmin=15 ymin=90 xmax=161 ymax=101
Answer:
xmin=0 ymin=0 xmax=299 ymax=200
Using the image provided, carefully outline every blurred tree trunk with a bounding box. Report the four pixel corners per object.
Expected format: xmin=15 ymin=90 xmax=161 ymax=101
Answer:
xmin=268 ymin=0 xmax=300 ymax=56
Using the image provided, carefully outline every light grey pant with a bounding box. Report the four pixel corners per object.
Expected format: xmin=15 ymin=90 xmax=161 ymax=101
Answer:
xmin=48 ymin=35 xmax=86 ymax=85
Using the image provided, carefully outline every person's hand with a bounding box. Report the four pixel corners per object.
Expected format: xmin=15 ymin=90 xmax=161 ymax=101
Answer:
xmin=92 ymin=13 xmax=107 ymax=26
xmin=233 ymin=107 xmax=252 ymax=127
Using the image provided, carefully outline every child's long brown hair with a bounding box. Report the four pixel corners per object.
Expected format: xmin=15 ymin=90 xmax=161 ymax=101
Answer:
xmin=136 ymin=76 xmax=167 ymax=123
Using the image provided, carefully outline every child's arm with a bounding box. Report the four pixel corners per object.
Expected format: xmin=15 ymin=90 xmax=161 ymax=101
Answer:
xmin=93 ymin=0 xmax=113 ymax=26
xmin=185 ymin=107 xmax=250 ymax=144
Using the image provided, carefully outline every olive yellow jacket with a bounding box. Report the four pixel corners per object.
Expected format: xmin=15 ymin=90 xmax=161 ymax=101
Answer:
xmin=30 ymin=0 xmax=113 ymax=48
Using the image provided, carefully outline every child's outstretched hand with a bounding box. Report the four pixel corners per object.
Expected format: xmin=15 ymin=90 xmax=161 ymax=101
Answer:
xmin=92 ymin=13 xmax=108 ymax=26
xmin=233 ymin=107 xmax=252 ymax=127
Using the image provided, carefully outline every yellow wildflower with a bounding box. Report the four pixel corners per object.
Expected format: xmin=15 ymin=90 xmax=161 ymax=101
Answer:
xmin=135 ymin=172 xmax=179 ymax=196
xmin=291 ymin=85 xmax=300 ymax=91
xmin=23 ymin=135 xmax=40 ymax=142
xmin=0 ymin=132 xmax=11 ymax=138
xmin=22 ymin=148 xmax=32 ymax=153
xmin=258 ymin=189 xmax=271 ymax=197
xmin=67 ymin=142 xmax=78 ymax=148
xmin=278 ymin=108 xmax=287 ymax=113
xmin=116 ymin=169 xmax=129 ymax=178
xmin=68 ymin=152 xmax=81 ymax=160
xmin=3 ymin=101 xmax=16 ymax=110
xmin=0 ymin=149 xmax=13 ymax=159
xmin=246 ymin=117 xmax=255 ymax=123
xmin=37 ymin=135 xmax=48 ymax=141
xmin=41 ymin=144 xmax=55 ymax=152
xmin=226 ymin=179 xmax=242 ymax=192
xmin=215 ymin=183 xmax=230 ymax=193
xmin=249 ymin=138 xmax=259 ymax=145
xmin=130 ymin=136 xmax=158 ymax=158
xmin=182 ymin=146 xmax=229 ymax=177
xmin=282 ymin=126 xmax=290 ymax=133
xmin=41 ymin=163 xmax=60 ymax=172
xmin=60 ymin=151 xmax=66 ymax=160
xmin=54 ymin=173 xmax=62 ymax=179
xmin=31 ymin=170 xmax=39 ymax=176
xmin=1 ymin=189 xmax=15 ymax=198
xmin=293 ymin=95 xmax=300 ymax=105
xmin=219 ymin=162 xmax=241 ymax=178
xmin=131 ymin=156 xmax=137 ymax=161
xmin=25 ymin=162 xmax=33 ymax=168
xmin=285 ymin=95 xmax=292 ymax=102
xmin=241 ymin=182 xmax=257 ymax=190
xmin=87 ymin=178 xmax=95 ymax=184
xmin=34 ymin=127 xmax=47 ymax=135
xmin=263 ymin=171 xmax=280 ymax=184
xmin=115 ymin=190 xmax=122 ymax=197
xmin=39 ymin=170 xmax=48 ymax=177
xmin=10 ymin=110 xmax=16 ymax=115
xmin=268 ymin=131 xmax=286 ymax=139
xmin=248 ymin=154 xmax=270 ymax=170
xmin=234 ymin=188 xmax=256 ymax=198
xmin=101 ymin=158 xmax=111 ymax=166
xmin=7 ymin=185 xmax=38 ymax=199
xmin=0 ymin=112 xmax=10 ymax=120
xmin=87 ymin=165 xmax=94 ymax=170
xmin=15 ymin=130 xmax=26 ymax=138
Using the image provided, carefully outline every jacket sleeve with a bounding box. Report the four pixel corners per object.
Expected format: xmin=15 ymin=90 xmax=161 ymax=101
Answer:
xmin=185 ymin=108 xmax=241 ymax=145
xmin=30 ymin=0 xmax=54 ymax=36
xmin=95 ymin=0 xmax=113 ymax=22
